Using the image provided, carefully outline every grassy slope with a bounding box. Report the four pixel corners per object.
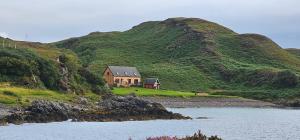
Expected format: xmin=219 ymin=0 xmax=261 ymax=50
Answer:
xmin=53 ymin=18 xmax=300 ymax=103
xmin=0 ymin=37 xmax=80 ymax=66
xmin=55 ymin=20 xmax=217 ymax=91
xmin=286 ymin=48 xmax=300 ymax=59
xmin=0 ymin=85 xmax=100 ymax=106
xmin=0 ymin=36 xmax=108 ymax=96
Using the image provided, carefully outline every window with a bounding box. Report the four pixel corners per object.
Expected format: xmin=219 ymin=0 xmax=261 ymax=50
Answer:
xmin=115 ymin=79 xmax=120 ymax=83
xmin=134 ymin=79 xmax=138 ymax=84
xmin=128 ymin=79 xmax=132 ymax=84
xmin=107 ymin=72 xmax=109 ymax=75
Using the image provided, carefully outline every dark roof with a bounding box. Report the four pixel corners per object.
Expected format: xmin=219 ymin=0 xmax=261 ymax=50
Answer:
xmin=107 ymin=66 xmax=141 ymax=77
xmin=144 ymin=78 xmax=159 ymax=84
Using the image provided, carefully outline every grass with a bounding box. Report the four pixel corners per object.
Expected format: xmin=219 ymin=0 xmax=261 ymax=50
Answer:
xmin=112 ymin=87 xmax=196 ymax=97
xmin=0 ymin=86 xmax=100 ymax=106
xmin=112 ymin=87 xmax=239 ymax=98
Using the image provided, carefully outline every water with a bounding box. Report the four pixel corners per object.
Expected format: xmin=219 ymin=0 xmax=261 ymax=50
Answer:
xmin=1 ymin=107 xmax=300 ymax=140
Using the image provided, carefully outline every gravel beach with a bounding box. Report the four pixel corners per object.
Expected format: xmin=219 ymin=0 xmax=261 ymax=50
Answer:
xmin=141 ymin=97 xmax=277 ymax=108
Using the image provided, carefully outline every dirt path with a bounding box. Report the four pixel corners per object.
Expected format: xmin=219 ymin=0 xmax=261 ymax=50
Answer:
xmin=141 ymin=96 xmax=277 ymax=108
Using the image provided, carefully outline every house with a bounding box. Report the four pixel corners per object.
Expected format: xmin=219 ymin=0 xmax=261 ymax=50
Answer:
xmin=144 ymin=78 xmax=160 ymax=89
xmin=103 ymin=65 xmax=141 ymax=87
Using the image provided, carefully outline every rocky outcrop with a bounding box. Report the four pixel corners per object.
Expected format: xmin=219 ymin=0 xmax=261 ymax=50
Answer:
xmin=95 ymin=94 xmax=187 ymax=120
xmin=0 ymin=94 xmax=188 ymax=125
xmin=276 ymin=99 xmax=300 ymax=107
xmin=1 ymin=100 xmax=82 ymax=125
xmin=0 ymin=104 xmax=13 ymax=125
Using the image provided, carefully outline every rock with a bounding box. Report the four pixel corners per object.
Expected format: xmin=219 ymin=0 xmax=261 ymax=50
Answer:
xmin=196 ymin=117 xmax=209 ymax=119
xmin=0 ymin=104 xmax=11 ymax=125
xmin=1 ymin=100 xmax=82 ymax=124
xmin=0 ymin=104 xmax=11 ymax=119
xmin=24 ymin=100 xmax=79 ymax=123
xmin=0 ymin=95 xmax=189 ymax=125
xmin=277 ymin=99 xmax=300 ymax=107
xmin=77 ymin=97 xmax=89 ymax=105
xmin=97 ymin=94 xmax=188 ymax=120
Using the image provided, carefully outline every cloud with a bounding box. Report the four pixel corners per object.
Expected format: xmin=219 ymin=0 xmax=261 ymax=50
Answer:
xmin=0 ymin=32 xmax=9 ymax=38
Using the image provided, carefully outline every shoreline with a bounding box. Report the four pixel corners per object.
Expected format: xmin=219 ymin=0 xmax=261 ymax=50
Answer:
xmin=141 ymin=96 xmax=277 ymax=108
xmin=0 ymin=95 xmax=188 ymax=126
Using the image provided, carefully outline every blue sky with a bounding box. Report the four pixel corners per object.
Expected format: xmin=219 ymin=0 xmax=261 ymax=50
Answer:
xmin=0 ymin=0 xmax=299 ymax=48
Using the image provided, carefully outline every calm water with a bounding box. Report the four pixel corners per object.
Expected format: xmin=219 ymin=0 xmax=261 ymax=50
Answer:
xmin=1 ymin=107 xmax=300 ymax=140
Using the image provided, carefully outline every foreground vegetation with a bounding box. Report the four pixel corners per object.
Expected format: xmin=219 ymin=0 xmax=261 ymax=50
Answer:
xmin=146 ymin=130 xmax=221 ymax=140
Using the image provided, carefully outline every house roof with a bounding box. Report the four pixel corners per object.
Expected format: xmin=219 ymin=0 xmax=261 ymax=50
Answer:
xmin=144 ymin=78 xmax=159 ymax=84
xmin=107 ymin=66 xmax=141 ymax=77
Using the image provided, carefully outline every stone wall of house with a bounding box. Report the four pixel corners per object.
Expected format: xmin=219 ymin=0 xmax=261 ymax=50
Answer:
xmin=103 ymin=68 xmax=114 ymax=85
xmin=113 ymin=76 xmax=141 ymax=87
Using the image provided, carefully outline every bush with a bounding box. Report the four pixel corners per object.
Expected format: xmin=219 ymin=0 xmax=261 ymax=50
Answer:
xmin=91 ymin=85 xmax=110 ymax=94
xmin=79 ymin=68 xmax=104 ymax=86
xmin=272 ymin=70 xmax=298 ymax=88
xmin=79 ymin=68 xmax=109 ymax=94
xmin=3 ymin=91 xmax=18 ymax=97
xmin=37 ymin=59 xmax=60 ymax=89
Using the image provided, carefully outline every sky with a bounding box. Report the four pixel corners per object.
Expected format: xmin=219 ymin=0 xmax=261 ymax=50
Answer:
xmin=0 ymin=0 xmax=299 ymax=48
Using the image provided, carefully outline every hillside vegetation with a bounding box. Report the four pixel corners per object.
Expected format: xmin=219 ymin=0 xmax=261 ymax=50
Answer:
xmin=1 ymin=18 xmax=300 ymax=105
xmin=53 ymin=18 xmax=300 ymax=104
xmin=0 ymin=37 xmax=108 ymax=95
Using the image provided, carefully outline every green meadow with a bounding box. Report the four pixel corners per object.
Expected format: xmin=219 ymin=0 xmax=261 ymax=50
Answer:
xmin=0 ymin=86 xmax=100 ymax=106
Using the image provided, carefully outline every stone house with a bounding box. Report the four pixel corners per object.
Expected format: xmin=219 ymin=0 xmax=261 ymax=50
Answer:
xmin=103 ymin=66 xmax=141 ymax=87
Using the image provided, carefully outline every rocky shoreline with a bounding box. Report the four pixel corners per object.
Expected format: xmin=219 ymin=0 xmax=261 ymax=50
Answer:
xmin=0 ymin=94 xmax=188 ymax=125
xmin=0 ymin=95 xmax=281 ymax=126
xmin=141 ymin=96 xmax=277 ymax=108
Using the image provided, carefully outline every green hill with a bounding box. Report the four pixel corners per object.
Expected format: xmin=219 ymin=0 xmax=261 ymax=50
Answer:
xmin=1 ymin=18 xmax=300 ymax=105
xmin=53 ymin=18 xmax=300 ymax=104
xmin=286 ymin=48 xmax=300 ymax=58
xmin=0 ymin=37 xmax=108 ymax=94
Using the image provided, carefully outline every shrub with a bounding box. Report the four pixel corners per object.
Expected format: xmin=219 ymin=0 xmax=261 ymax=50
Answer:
xmin=37 ymin=59 xmax=60 ymax=89
xmin=0 ymin=48 xmax=60 ymax=89
xmin=272 ymin=70 xmax=298 ymax=88
xmin=79 ymin=68 xmax=109 ymax=94
xmin=79 ymin=68 xmax=104 ymax=86
xmin=146 ymin=131 xmax=221 ymax=140
xmin=3 ymin=91 xmax=18 ymax=97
